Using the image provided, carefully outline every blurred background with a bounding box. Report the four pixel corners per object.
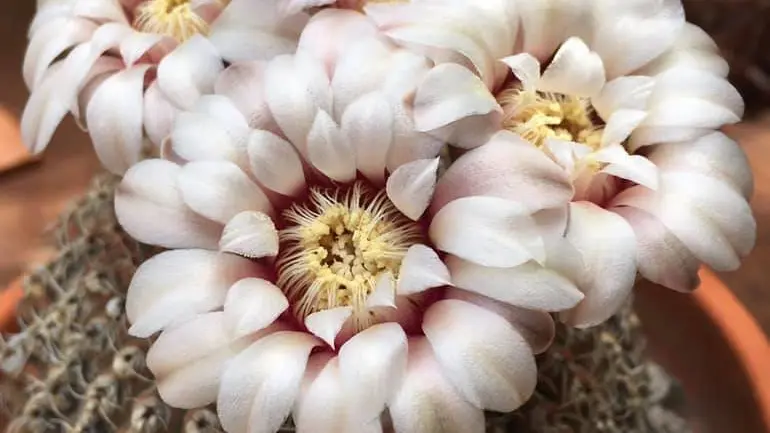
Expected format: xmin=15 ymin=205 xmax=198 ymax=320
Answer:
xmin=0 ymin=0 xmax=768 ymax=339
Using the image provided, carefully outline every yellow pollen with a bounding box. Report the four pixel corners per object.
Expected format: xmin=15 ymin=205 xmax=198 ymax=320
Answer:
xmin=276 ymin=183 xmax=423 ymax=329
xmin=498 ymin=87 xmax=604 ymax=150
xmin=133 ymin=0 xmax=221 ymax=42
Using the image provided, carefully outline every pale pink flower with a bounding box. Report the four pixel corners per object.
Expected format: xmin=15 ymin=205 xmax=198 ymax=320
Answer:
xmin=21 ymin=0 xmax=313 ymax=174
xmin=116 ymin=11 xmax=575 ymax=432
xmin=365 ymin=0 xmax=755 ymax=321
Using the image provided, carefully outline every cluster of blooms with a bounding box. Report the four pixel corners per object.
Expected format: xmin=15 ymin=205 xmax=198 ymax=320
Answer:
xmin=22 ymin=0 xmax=755 ymax=432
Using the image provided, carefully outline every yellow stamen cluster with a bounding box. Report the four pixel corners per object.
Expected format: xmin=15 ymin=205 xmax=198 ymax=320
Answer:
xmin=277 ymin=183 xmax=423 ymax=323
xmin=498 ymin=87 xmax=604 ymax=150
xmin=133 ymin=0 xmax=218 ymax=42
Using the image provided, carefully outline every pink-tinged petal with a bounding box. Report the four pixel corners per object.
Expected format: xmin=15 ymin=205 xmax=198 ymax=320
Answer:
xmin=640 ymin=98 xmax=739 ymax=130
xmin=178 ymin=161 xmax=273 ymax=224
xmin=297 ymin=9 xmax=378 ymax=75
xmin=429 ymin=196 xmax=545 ymax=268
xmin=23 ymin=17 xmax=97 ymax=89
xmin=647 ymin=67 xmax=744 ymax=119
xmin=208 ymin=0 xmax=307 ymax=62
xmin=366 ymin=273 xmax=397 ymax=309
xmin=612 ymin=206 xmax=700 ymax=292
xmin=247 ymin=130 xmax=306 ymax=197
xmin=341 ymin=93 xmax=393 ymax=185
xmin=591 ymin=0 xmax=685 ymax=78
xmin=386 ymin=157 xmax=439 ymax=221
xmin=156 ymin=351 xmax=234 ymax=409
xmin=612 ymin=185 xmax=741 ymax=271
xmin=592 ymin=76 xmax=655 ymax=121
xmin=306 ymin=307 xmax=353 ymax=349
xmin=500 ymin=53 xmax=541 ymax=91
xmin=445 ymin=289 xmax=556 ymax=354
xmin=338 ymin=323 xmax=408 ymax=425
xmin=126 ymin=249 xmax=264 ymax=337
xmin=147 ymin=312 xmax=230 ymax=378
xmin=224 ymin=278 xmax=289 ymax=339
xmin=72 ymin=56 xmax=124 ymax=120
xmin=389 ymin=337 xmax=485 ymax=433
xmin=431 ymin=131 xmax=573 ymax=215
xmin=517 ymin=0 xmax=591 ymax=62
xmin=397 ymin=244 xmax=450 ymax=295
xmin=307 ymin=110 xmax=357 ymax=183
xmin=119 ymin=31 xmax=164 ymax=66
xmin=219 ymin=211 xmax=279 ymax=259
xmin=657 ymin=172 xmax=756 ymax=258
xmin=423 ymin=299 xmax=537 ymax=412
xmin=170 ymin=112 xmax=248 ymax=166
xmin=628 ymin=125 xmax=712 ymax=151
xmin=156 ymin=35 xmax=223 ymax=110
xmin=593 ymin=144 xmax=659 ymax=190
xmin=21 ymin=63 xmax=71 ymax=154
xmin=559 ymin=202 xmax=637 ymax=328
xmin=280 ymin=0 xmax=335 ymax=15
xmin=192 ymin=94 xmax=250 ymax=130
xmin=413 ymin=63 xmax=501 ymax=135
xmin=385 ymin=105 xmax=445 ymax=171
xmin=646 ymin=132 xmax=752 ymax=198
xmin=295 ymin=357 xmax=369 ymax=433
xmin=85 ymin=64 xmax=150 ymax=174
xmin=600 ymin=109 xmax=648 ymax=147
xmin=144 ymin=81 xmax=179 ymax=147
xmin=217 ymin=331 xmax=320 ymax=433
xmin=264 ymin=54 xmax=331 ymax=155
xmin=446 ymin=255 xmax=583 ymax=311
xmin=215 ymin=61 xmax=277 ymax=130
xmin=539 ymin=37 xmax=605 ymax=97
xmin=115 ymin=159 xmax=221 ymax=249
xmin=640 ymin=47 xmax=729 ymax=78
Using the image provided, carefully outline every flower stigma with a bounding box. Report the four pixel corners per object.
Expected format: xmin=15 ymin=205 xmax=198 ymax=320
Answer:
xmin=133 ymin=0 xmax=216 ymax=41
xmin=498 ymin=87 xmax=604 ymax=151
xmin=276 ymin=183 xmax=423 ymax=329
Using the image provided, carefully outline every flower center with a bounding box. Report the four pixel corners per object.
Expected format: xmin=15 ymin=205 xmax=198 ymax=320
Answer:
xmin=498 ymin=87 xmax=604 ymax=150
xmin=133 ymin=0 xmax=212 ymax=41
xmin=276 ymin=183 xmax=423 ymax=321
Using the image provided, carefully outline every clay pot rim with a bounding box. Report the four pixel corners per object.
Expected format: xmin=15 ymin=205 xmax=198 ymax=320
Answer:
xmin=695 ymin=268 xmax=770 ymax=431
xmin=0 ymin=277 xmax=23 ymax=334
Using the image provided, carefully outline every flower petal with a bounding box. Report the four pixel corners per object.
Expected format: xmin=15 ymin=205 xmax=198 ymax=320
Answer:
xmin=85 ymin=64 xmax=150 ymax=174
xmin=338 ymin=323 xmax=408 ymax=424
xmin=341 ymin=92 xmax=393 ymax=184
xmin=429 ymin=196 xmax=545 ymax=268
xmin=247 ymin=130 xmax=306 ymax=196
xmin=412 ymin=63 xmax=501 ymax=134
xmin=386 ymin=157 xmax=439 ymax=221
xmin=305 ymin=307 xmax=353 ymax=349
xmin=23 ymin=17 xmax=97 ymax=89
xmin=215 ymin=61 xmax=277 ymax=130
xmin=294 ymin=357 xmax=357 ymax=433
xmin=178 ymin=161 xmax=273 ymax=224
xmin=593 ymin=144 xmax=659 ymax=190
xmin=612 ymin=206 xmax=700 ymax=292
xmin=600 ymin=109 xmax=648 ymax=147
xmin=265 ymin=53 xmax=331 ymax=156
xmin=423 ymin=299 xmax=537 ymax=412
xmin=559 ymin=202 xmax=637 ymax=328
xmin=591 ymin=0 xmax=685 ymax=77
xmin=224 ymin=278 xmax=289 ymax=339
xmin=366 ymin=272 xmax=397 ymax=309
xmin=397 ymin=244 xmax=450 ymax=295
xmin=446 ymin=255 xmax=583 ymax=311
xmin=156 ymin=35 xmax=224 ymax=110
xmin=126 ymin=249 xmax=264 ymax=337
xmin=500 ymin=53 xmax=541 ymax=91
xmin=217 ymin=331 xmax=320 ymax=433
xmin=539 ymin=37 xmax=605 ymax=97
xmin=170 ymin=111 xmax=248 ymax=166
xmin=431 ymin=131 xmax=573 ymax=215
xmin=208 ymin=0 xmax=306 ymax=62
xmin=144 ymin=81 xmax=179 ymax=146
xmin=115 ymin=159 xmax=221 ymax=249
xmin=591 ymin=76 xmax=654 ymax=121
xmin=306 ymin=110 xmax=357 ymax=183
xmin=219 ymin=211 xmax=279 ymax=259
xmin=648 ymin=67 xmax=744 ymax=119
xmin=389 ymin=337 xmax=485 ymax=433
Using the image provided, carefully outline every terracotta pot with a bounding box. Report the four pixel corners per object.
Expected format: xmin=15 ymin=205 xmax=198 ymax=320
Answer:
xmin=0 ymin=277 xmax=23 ymax=334
xmin=0 ymin=270 xmax=767 ymax=431
xmin=635 ymin=268 xmax=770 ymax=433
